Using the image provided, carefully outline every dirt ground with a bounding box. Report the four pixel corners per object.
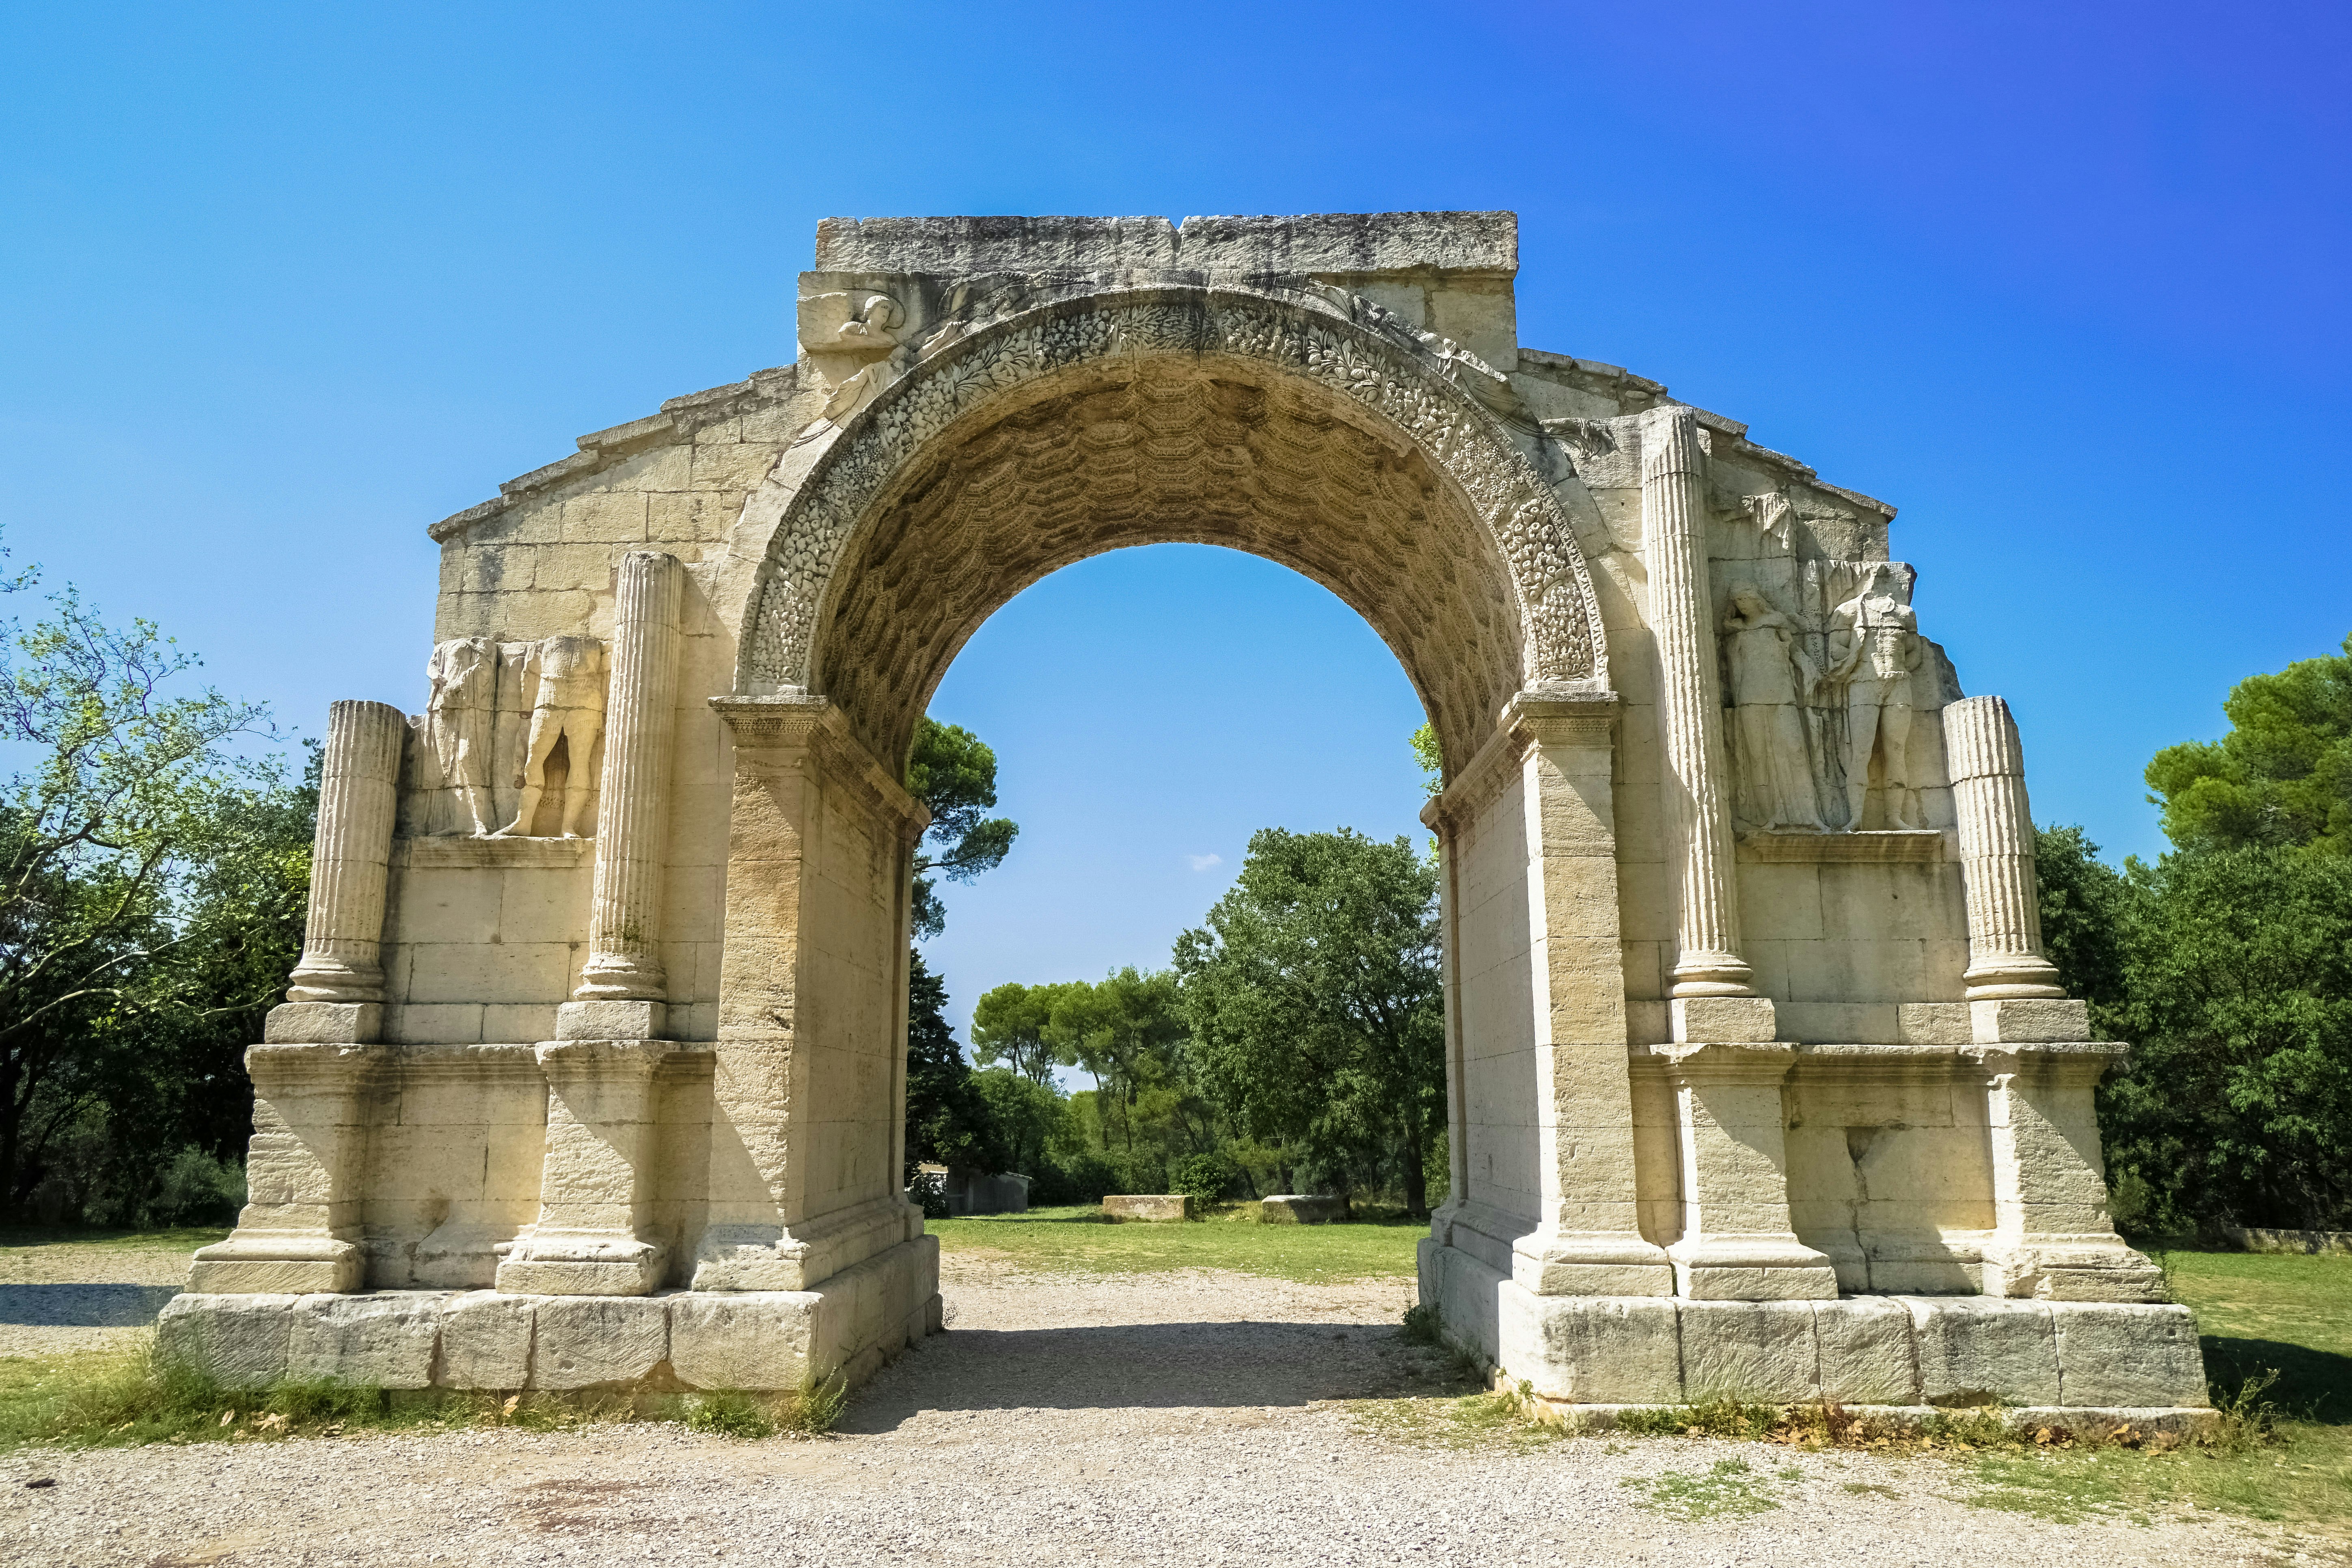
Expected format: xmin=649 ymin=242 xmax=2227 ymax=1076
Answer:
xmin=0 ymin=1246 xmax=2320 ymax=1566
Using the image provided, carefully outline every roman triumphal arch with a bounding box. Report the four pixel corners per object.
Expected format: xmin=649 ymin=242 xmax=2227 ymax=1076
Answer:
xmin=166 ymin=213 xmax=2211 ymax=1422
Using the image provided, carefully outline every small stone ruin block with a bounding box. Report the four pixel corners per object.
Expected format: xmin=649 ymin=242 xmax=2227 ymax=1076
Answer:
xmin=1258 ymin=1195 xmax=1346 ymax=1225
xmin=1102 ymin=1194 xmax=1192 ymax=1222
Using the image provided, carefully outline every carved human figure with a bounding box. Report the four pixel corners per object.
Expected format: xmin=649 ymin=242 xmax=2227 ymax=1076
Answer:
xmin=424 ymin=638 xmax=497 ymax=836
xmin=1824 ymin=564 xmax=1925 ymax=828
xmin=495 ymin=635 xmax=607 ymax=838
xmin=1720 ymin=587 xmax=1822 ymax=830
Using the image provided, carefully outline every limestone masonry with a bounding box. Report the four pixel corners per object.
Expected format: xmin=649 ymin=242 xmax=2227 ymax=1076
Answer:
xmin=165 ymin=212 xmax=2207 ymax=1420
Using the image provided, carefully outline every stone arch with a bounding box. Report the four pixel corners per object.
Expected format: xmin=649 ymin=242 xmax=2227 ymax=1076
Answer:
xmin=730 ymin=285 xmax=1609 ymax=775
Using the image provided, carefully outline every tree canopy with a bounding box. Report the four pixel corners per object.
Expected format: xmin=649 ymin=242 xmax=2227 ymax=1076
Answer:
xmin=906 ymin=718 xmax=1018 ymax=939
xmin=2144 ymin=634 xmax=2351 ymax=857
xmin=1173 ymin=827 xmax=1445 ymax=1214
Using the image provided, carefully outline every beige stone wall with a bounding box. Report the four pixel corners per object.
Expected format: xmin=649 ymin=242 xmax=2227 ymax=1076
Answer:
xmin=1447 ymin=767 xmax=1541 ymax=1229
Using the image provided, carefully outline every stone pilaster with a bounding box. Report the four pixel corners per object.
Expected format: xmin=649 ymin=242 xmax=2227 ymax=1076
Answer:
xmin=1640 ymin=405 xmax=1769 ymax=1038
xmin=695 ymin=695 xmax=931 ymax=1293
xmin=188 ymin=1042 xmax=383 ymax=1293
xmin=494 ymin=1040 xmax=675 ymax=1296
xmin=1425 ymin=690 xmax=1675 ymax=1297
xmin=1651 ymin=1042 xmax=1837 ymax=1300
xmin=281 ymin=699 xmax=405 ymax=1035
xmin=1974 ymin=1042 xmax=2164 ymax=1301
xmin=565 ymin=550 xmax=686 ymax=1039
xmin=1943 ymin=695 xmax=2066 ymax=1001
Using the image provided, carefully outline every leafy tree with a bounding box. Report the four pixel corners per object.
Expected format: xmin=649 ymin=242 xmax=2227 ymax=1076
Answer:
xmin=906 ymin=718 xmax=1018 ymax=939
xmin=2144 ymin=634 xmax=2351 ymax=857
xmin=970 ymin=980 xmax=1075 ymax=1087
xmin=1409 ymin=722 xmax=1443 ymax=798
xmin=902 ymin=949 xmax=1003 ymax=1180
xmin=2033 ymin=824 xmax=2136 ymax=1041
xmin=1173 ymin=827 xmax=1445 ymax=1215
xmin=1045 ymin=968 xmax=1193 ymax=1156
xmin=0 ymin=572 xmax=286 ymax=1217
xmin=972 ymin=1067 xmax=1065 ymax=1178
xmin=2100 ymin=848 xmax=2352 ymax=1232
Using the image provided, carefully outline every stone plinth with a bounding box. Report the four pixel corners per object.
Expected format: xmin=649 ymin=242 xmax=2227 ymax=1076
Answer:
xmin=1103 ymin=1195 xmax=1193 ymax=1222
xmin=1259 ymin=1195 xmax=1346 ymax=1224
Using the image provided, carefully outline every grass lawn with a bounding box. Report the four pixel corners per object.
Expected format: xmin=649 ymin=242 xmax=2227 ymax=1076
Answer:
xmin=928 ymin=1203 xmax=1424 ymax=1283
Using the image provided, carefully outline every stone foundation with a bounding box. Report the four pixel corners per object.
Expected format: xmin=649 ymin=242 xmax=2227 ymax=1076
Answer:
xmin=1420 ymin=1239 xmax=2210 ymax=1415
xmin=157 ymin=1236 xmax=939 ymax=1392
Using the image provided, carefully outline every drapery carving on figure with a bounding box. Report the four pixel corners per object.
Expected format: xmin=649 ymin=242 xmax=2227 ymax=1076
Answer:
xmin=1823 ymin=564 xmax=1925 ymax=829
xmin=1720 ymin=587 xmax=1823 ymax=830
xmin=494 ymin=635 xmax=607 ymax=838
xmin=424 ymin=637 xmax=498 ymax=836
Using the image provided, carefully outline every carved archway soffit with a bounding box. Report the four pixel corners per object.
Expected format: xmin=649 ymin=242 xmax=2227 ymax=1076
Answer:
xmin=735 ymin=286 xmax=1611 ymax=740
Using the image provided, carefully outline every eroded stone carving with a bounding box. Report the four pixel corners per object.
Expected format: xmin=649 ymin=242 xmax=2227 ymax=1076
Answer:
xmin=495 ymin=636 xmax=607 ymax=839
xmin=424 ymin=638 xmax=498 ymax=836
xmin=1720 ymin=587 xmax=1823 ymax=831
xmin=738 ymin=285 xmax=1608 ymax=767
xmin=1824 ymin=563 xmax=1926 ymax=830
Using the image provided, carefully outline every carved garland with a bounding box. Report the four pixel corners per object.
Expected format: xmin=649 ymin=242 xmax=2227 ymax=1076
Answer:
xmin=739 ymin=286 xmax=1609 ymax=695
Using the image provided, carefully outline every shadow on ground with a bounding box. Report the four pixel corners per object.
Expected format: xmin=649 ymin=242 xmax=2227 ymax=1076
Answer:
xmin=0 ymin=1283 xmax=181 ymax=1328
xmin=2203 ymin=1335 xmax=2352 ymax=1424
xmin=839 ymin=1319 xmax=1457 ymax=1432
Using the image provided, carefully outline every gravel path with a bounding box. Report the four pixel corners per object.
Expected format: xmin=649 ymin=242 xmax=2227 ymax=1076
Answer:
xmin=0 ymin=1247 xmax=2311 ymax=1565
xmin=0 ymin=1242 xmax=193 ymax=1358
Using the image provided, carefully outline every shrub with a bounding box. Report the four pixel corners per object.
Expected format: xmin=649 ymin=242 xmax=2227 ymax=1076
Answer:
xmin=1170 ymin=1152 xmax=1234 ymax=1210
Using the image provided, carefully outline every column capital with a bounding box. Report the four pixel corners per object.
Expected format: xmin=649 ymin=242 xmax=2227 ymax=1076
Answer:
xmin=714 ymin=693 xmax=932 ymax=844
xmin=1420 ymin=683 xmax=1620 ymax=838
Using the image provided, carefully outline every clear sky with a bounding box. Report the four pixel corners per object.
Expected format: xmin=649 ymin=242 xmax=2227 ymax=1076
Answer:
xmin=4 ymin=3 xmax=2346 ymax=1046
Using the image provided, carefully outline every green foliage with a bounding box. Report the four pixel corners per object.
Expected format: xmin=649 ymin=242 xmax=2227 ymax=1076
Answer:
xmin=1399 ymin=1303 xmax=1440 ymax=1346
xmin=1619 ymin=1458 xmax=1782 ymax=1523
xmin=902 ymin=948 xmax=1005 ymax=1184
xmin=0 ymin=554 xmax=310 ymax=1221
xmin=1408 ymin=721 xmax=1443 ymax=798
xmin=1174 ymin=827 xmax=1445 ymax=1214
xmin=2145 ymin=634 xmax=2351 ymax=858
xmin=970 ymin=979 xmax=1079 ymax=1086
xmin=1170 ymin=1151 xmax=1234 ymax=1208
xmin=2093 ymin=846 xmax=2352 ymax=1232
xmin=929 ymin=1202 xmax=1424 ymax=1281
xmin=905 ymin=718 xmax=1018 ymax=939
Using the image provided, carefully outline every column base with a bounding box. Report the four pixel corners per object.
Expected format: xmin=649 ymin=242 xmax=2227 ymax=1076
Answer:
xmin=263 ymin=1002 xmax=382 ymax=1044
xmin=188 ymin=1234 xmax=366 ymax=1294
xmin=1510 ymin=1231 xmax=1676 ymax=1296
xmin=494 ymin=1232 xmax=668 ymax=1296
xmin=1667 ymin=1235 xmax=1841 ymax=1300
xmin=1970 ymin=998 xmax=2092 ymax=1042
xmin=1962 ymin=953 xmax=2067 ymax=1001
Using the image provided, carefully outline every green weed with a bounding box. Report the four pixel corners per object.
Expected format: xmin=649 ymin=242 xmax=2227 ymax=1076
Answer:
xmin=1620 ymin=1458 xmax=1782 ymax=1522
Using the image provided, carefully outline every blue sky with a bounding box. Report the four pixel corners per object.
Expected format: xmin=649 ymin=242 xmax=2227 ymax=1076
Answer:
xmin=3 ymin=3 xmax=2346 ymax=1045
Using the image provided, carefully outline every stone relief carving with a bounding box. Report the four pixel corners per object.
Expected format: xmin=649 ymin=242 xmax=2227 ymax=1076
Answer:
xmin=424 ymin=637 xmax=498 ymax=836
xmin=493 ymin=635 xmax=607 ymax=839
xmin=738 ymin=286 xmax=1609 ymax=715
xmin=1823 ymin=562 xmax=1926 ymax=830
xmin=1713 ymin=492 xmax=1954 ymax=833
xmin=1720 ymin=587 xmax=1823 ymax=830
xmin=410 ymin=636 xmax=607 ymax=838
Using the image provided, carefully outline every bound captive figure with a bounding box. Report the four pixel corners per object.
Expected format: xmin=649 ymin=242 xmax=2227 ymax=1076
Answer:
xmin=424 ymin=637 xmax=498 ymax=836
xmin=1720 ymin=587 xmax=1824 ymax=830
xmin=1823 ymin=564 xmax=1925 ymax=829
xmin=495 ymin=636 xmax=607 ymax=837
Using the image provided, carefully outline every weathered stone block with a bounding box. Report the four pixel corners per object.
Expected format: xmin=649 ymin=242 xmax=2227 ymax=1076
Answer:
xmin=1258 ymin=1195 xmax=1345 ymax=1224
xmin=552 ymin=999 xmax=667 ymax=1041
xmin=155 ymin=1294 xmax=298 ymax=1388
xmin=529 ymin=1296 xmax=670 ymax=1389
xmin=1103 ymin=1194 xmax=1191 ymax=1222
xmin=1907 ymin=1297 xmax=2060 ymax=1406
xmin=1670 ymin=996 xmax=1777 ymax=1042
xmin=670 ymin=1292 xmax=817 ymax=1390
xmin=1814 ymin=1296 xmax=1920 ymax=1405
xmin=1510 ymin=1291 xmax=1683 ymax=1404
xmin=286 ymin=1292 xmax=443 ymax=1388
xmin=1970 ymin=999 xmax=2091 ymax=1044
xmin=439 ymin=1291 xmax=534 ymax=1388
xmin=2052 ymin=1304 xmax=2210 ymax=1408
xmin=1677 ymin=1301 xmax=1819 ymax=1402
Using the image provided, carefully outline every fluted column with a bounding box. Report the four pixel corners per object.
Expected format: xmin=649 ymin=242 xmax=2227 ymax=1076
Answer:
xmin=568 ymin=551 xmax=685 ymax=1032
xmin=284 ymin=700 xmax=405 ymax=1009
xmin=1642 ymin=407 xmax=1767 ymax=1039
xmin=1944 ymin=696 xmax=2065 ymax=1000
